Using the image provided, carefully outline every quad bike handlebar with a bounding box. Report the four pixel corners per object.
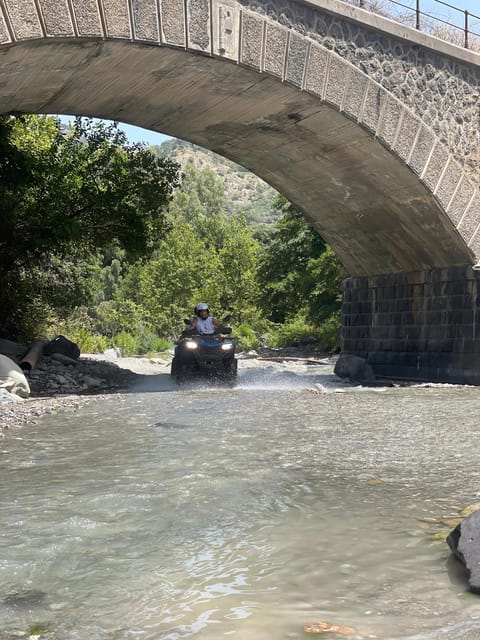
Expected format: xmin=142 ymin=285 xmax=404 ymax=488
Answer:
xmin=180 ymin=326 xmax=232 ymax=338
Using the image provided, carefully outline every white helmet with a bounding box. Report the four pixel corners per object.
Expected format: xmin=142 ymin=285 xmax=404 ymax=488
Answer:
xmin=194 ymin=302 xmax=209 ymax=316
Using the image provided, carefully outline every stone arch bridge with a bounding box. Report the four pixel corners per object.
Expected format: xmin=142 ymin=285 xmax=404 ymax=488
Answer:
xmin=1 ymin=0 xmax=480 ymax=382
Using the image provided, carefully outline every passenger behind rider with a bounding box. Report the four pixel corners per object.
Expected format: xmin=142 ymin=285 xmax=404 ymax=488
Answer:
xmin=191 ymin=303 xmax=221 ymax=334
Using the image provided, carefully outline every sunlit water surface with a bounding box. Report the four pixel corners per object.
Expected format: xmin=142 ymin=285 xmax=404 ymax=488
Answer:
xmin=2 ymin=362 xmax=480 ymax=639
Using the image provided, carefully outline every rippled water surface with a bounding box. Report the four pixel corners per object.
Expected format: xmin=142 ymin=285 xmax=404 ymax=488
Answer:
xmin=2 ymin=362 xmax=480 ymax=639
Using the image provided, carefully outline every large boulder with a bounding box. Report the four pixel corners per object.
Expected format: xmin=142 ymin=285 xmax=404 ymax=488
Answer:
xmin=334 ymin=354 xmax=375 ymax=382
xmin=0 ymin=354 xmax=30 ymax=398
xmin=447 ymin=510 xmax=480 ymax=593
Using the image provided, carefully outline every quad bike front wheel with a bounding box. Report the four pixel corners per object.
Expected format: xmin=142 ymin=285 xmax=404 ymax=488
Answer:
xmin=171 ymin=357 xmax=189 ymax=382
xmin=224 ymin=358 xmax=238 ymax=380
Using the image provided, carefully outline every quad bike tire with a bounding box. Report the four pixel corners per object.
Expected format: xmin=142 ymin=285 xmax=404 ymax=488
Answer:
xmin=171 ymin=357 xmax=188 ymax=382
xmin=224 ymin=358 xmax=238 ymax=380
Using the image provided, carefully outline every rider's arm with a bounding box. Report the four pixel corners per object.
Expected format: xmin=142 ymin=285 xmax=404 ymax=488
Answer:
xmin=212 ymin=317 xmax=221 ymax=328
xmin=191 ymin=317 xmax=198 ymax=329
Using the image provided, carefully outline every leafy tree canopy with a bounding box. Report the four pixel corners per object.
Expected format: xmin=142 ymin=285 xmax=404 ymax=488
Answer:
xmin=0 ymin=115 xmax=179 ymax=338
xmin=113 ymin=165 xmax=261 ymax=338
xmin=258 ymin=197 xmax=345 ymax=325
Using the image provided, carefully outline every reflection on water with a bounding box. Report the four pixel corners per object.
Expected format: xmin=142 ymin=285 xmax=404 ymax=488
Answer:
xmin=1 ymin=362 xmax=480 ymax=639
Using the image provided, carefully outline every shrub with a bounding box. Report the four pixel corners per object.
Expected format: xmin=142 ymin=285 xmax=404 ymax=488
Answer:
xmin=317 ymin=315 xmax=341 ymax=351
xmin=136 ymin=330 xmax=173 ymax=355
xmin=112 ymin=331 xmax=138 ymax=356
xmin=46 ymin=308 xmax=110 ymax=354
xmin=234 ymin=323 xmax=260 ymax=352
xmin=66 ymin=329 xmax=109 ymax=354
xmin=266 ymin=314 xmax=341 ymax=351
xmin=267 ymin=318 xmax=317 ymax=348
xmin=150 ymin=336 xmax=175 ymax=353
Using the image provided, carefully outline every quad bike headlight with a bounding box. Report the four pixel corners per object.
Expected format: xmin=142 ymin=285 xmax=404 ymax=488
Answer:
xmin=185 ymin=340 xmax=198 ymax=350
xmin=221 ymin=343 xmax=233 ymax=350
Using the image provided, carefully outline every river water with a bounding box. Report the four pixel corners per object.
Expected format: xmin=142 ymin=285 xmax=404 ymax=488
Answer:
xmin=1 ymin=360 xmax=480 ymax=639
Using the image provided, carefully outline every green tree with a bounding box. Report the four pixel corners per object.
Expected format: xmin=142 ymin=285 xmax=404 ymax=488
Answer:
xmin=258 ymin=197 xmax=344 ymax=325
xmin=0 ymin=115 xmax=179 ymax=339
xmin=112 ymin=167 xmax=262 ymax=338
xmin=217 ymin=215 xmax=260 ymax=324
xmin=168 ymin=162 xmax=228 ymax=249
xmin=162 ymin=167 xmax=261 ymax=327
xmin=117 ymin=223 xmax=220 ymax=337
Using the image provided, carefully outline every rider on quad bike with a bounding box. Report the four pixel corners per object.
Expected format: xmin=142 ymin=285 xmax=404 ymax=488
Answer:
xmin=190 ymin=302 xmax=221 ymax=334
xmin=171 ymin=303 xmax=237 ymax=382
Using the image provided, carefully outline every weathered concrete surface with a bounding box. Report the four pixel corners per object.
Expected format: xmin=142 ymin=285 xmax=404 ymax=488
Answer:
xmin=0 ymin=0 xmax=479 ymax=276
xmin=0 ymin=39 xmax=474 ymax=277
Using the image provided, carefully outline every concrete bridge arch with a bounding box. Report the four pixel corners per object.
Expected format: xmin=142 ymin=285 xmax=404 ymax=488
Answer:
xmin=1 ymin=0 xmax=480 ymax=277
xmin=4 ymin=0 xmax=480 ymax=382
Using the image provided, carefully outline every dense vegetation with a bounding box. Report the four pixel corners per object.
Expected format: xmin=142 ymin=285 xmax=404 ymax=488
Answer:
xmin=0 ymin=115 xmax=345 ymax=354
xmin=0 ymin=115 xmax=179 ymax=340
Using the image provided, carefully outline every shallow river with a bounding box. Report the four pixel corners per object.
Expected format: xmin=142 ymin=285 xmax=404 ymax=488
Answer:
xmin=2 ymin=360 xmax=480 ymax=639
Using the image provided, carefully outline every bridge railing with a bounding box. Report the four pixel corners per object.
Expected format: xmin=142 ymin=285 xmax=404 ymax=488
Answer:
xmin=345 ymin=0 xmax=480 ymax=50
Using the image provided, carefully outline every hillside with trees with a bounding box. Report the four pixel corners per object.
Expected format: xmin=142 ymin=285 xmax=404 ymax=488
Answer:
xmin=151 ymin=139 xmax=280 ymax=225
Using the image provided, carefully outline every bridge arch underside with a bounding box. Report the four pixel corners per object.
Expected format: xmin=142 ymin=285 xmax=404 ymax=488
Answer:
xmin=0 ymin=38 xmax=475 ymax=278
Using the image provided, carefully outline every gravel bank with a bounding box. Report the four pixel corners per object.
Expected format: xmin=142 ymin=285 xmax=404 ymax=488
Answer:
xmin=0 ymin=393 xmax=126 ymax=432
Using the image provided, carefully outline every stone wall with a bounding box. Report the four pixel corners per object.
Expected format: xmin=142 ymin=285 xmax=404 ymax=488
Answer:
xmin=239 ymin=0 xmax=480 ymax=180
xmin=341 ymin=265 xmax=480 ymax=384
xmin=1 ymin=0 xmax=479 ymax=180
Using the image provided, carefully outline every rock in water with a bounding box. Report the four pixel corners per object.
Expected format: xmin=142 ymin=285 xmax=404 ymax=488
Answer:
xmin=333 ymin=354 xmax=375 ymax=382
xmin=447 ymin=510 xmax=480 ymax=592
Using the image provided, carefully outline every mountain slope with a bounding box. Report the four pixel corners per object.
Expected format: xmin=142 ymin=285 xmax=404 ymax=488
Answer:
xmin=151 ymin=139 xmax=279 ymax=224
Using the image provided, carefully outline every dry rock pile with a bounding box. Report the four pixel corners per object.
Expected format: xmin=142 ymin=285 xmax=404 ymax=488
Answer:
xmin=0 ymin=337 xmax=136 ymax=402
xmin=27 ymin=355 xmax=135 ymax=397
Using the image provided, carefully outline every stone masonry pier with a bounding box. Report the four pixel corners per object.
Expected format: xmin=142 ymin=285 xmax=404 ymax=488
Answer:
xmin=342 ymin=265 xmax=480 ymax=384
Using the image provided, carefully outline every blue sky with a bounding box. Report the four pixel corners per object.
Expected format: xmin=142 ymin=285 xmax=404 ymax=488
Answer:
xmin=422 ymin=0 xmax=478 ymax=12
xmin=105 ymin=121 xmax=172 ymax=146
xmin=58 ymin=116 xmax=173 ymax=146
xmin=400 ymin=0 xmax=480 ymax=29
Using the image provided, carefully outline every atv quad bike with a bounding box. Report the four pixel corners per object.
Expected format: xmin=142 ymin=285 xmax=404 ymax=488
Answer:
xmin=171 ymin=318 xmax=237 ymax=383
